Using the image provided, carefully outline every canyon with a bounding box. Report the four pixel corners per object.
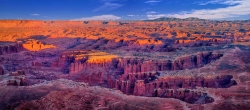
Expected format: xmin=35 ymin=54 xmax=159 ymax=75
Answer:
xmin=0 ymin=19 xmax=250 ymax=110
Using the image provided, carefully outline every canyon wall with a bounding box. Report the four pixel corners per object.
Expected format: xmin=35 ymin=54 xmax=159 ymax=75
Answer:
xmin=30 ymin=50 xmax=237 ymax=104
xmin=0 ymin=43 xmax=22 ymax=55
xmin=0 ymin=66 xmax=4 ymax=75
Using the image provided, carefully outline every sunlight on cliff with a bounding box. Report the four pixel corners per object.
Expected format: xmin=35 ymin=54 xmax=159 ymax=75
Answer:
xmin=86 ymin=52 xmax=118 ymax=63
xmin=22 ymin=39 xmax=56 ymax=51
xmin=64 ymin=50 xmax=118 ymax=63
xmin=136 ymin=39 xmax=163 ymax=45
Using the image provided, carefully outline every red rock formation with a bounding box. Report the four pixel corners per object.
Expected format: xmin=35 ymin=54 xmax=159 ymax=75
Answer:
xmin=44 ymin=50 xmax=227 ymax=100
xmin=7 ymin=70 xmax=27 ymax=86
xmin=22 ymin=39 xmax=56 ymax=51
xmin=1 ymin=19 xmax=250 ymax=109
xmin=75 ymin=72 xmax=104 ymax=84
xmin=156 ymin=89 xmax=214 ymax=104
xmin=7 ymin=77 xmax=27 ymax=86
xmin=109 ymin=69 xmax=236 ymax=103
xmin=0 ymin=43 xmax=22 ymax=55
xmin=117 ymin=52 xmax=223 ymax=75
xmin=133 ymin=80 xmax=146 ymax=96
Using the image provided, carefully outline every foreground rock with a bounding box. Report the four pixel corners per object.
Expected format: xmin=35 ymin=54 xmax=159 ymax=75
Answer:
xmin=1 ymin=79 xmax=185 ymax=110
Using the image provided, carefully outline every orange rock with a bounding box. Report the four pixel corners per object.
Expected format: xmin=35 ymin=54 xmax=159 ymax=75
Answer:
xmin=22 ymin=39 xmax=56 ymax=51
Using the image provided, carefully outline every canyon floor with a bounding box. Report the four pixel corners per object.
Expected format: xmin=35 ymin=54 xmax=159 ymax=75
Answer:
xmin=0 ymin=19 xmax=250 ymax=110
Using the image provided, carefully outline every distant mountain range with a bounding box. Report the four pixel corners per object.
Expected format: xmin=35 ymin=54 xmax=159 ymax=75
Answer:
xmin=144 ymin=17 xmax=250 ymax=22
xmin=144 ymin=17 xmax=206 ymax=21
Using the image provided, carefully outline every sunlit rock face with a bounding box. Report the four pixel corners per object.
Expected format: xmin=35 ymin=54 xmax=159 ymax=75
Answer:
xmin=22 ymin=39 xmax=56 ymax=51
xmin=0 ymin=19 xmax=250 ymax=109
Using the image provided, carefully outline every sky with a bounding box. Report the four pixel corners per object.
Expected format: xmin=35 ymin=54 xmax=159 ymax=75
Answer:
xmin=0 ymin=0 xmax=250 ymax=20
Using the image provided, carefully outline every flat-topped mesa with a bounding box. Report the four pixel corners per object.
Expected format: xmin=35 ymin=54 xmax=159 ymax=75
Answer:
xmin=54 ymin=51 xmax=119 ymax=74
xmin=22 ymin=39 xmax=56 ymax=51
xmin=60 ymin=51 xmax=120 ymax=84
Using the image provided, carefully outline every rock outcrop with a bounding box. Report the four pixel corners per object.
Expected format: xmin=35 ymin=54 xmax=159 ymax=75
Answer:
xmin=46 ymin=50 xmax=236 ymax=104
xmin=119 ymin=52 xmax=223 ymax=75
xmin=0 ymin=43 xmax=22 ymax=55
xmin=22 ymin=39 xmax=56 ymax=51
xmin=155 ymin=89 xmax=214 ymax=104
xmin=7 ymin=70 xmax=27 ymax=86
xmin=137 ymin=75 xmax=236 ymax=95
xmin=9 ymin=86 xmax=184 ymax=110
